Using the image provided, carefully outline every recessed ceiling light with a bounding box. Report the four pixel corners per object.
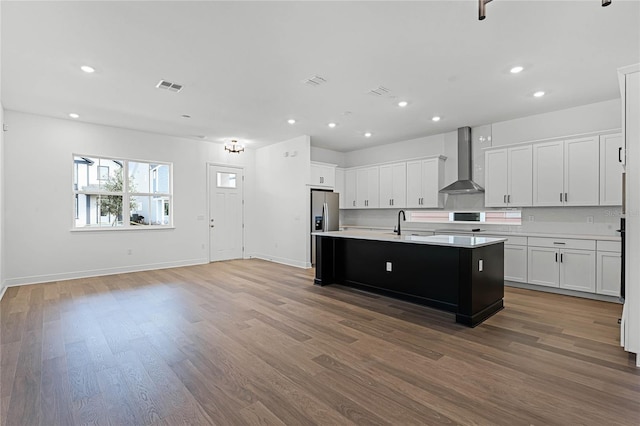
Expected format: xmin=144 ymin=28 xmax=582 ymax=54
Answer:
xmin=510 ymin=66 xmax=524 ymax=74
xmin=328 ymin=122 xmax=337 ymax=128
xmin=80 ymin=65 xmax=95 ymax=73
xmin=287 ymin=119 xmax=296 ymax=124
xmin=533 ymin=91 xmax=545 ymax=97
xmin=69 ymin=113 xmax=79 ymax=119
xmin=432 ymin=116 xmax=441 ymax=122
xmin=398 ymin=101 xmax=408 ymax=107
xmin=364 ymin=132 xmax=372 ymax=138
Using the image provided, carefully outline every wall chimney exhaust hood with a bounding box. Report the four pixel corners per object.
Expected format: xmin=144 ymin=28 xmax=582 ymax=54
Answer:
xmin=439 ymin=127 xmax=485 ymax=195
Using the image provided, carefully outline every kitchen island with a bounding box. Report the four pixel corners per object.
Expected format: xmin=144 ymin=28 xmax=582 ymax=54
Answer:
xmin=313 ymin=230 xmax=506 ymax=327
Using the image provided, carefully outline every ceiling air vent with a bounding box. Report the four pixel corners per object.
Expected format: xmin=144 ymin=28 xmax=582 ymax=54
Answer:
xmin=367 ymin=86 xmax=391 ymax=96
xmin=156 ymin=79 xmax=183 ymax=93
xmin=303 ymin=75 xmax=327 ymax=86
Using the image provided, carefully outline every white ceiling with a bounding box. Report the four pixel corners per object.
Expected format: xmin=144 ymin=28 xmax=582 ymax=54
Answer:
xmin=2 ymin=1 xmax=639 ymax=152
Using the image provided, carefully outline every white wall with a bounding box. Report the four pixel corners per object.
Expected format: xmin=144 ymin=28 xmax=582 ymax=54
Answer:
xmin=253 ymin=135 xmax=311 ymax=268
xmin=492 ymin=99 xmax=621 ymax=146
xmin=343 ymin=133 xmax=445 ymax=168
xmin=310 ymin=146 xmax=344 ymax=167
xmin=3 ymin=111 xmax=256 ymax=286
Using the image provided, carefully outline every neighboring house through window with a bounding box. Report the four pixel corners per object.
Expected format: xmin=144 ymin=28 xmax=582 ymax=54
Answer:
xmin=73 ymin=155 xmax=172 ymax=229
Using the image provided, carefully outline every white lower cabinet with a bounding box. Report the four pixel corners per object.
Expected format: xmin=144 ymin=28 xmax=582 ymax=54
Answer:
xmin=484 ymin=234 xmax=528 ymax=283
xmin=527 ymin=237 xmax=596 ymax=292
xmin=596 ymin=241 xmax=622 ymax=297
xmin=527 ymin=247 xmax=560 ymax=287
xmin=504 ymin=245 xmax=528 ymax=283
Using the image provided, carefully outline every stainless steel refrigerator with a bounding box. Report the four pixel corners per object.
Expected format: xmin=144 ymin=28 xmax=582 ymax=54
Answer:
xmin=311 ymin=189 xmax=340 ymax=265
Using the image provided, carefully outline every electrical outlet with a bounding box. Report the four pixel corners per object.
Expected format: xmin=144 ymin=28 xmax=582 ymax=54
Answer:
xmin=386 ymin=262 xmax=392 ymax=272
xmin=479 ymin=259 xmax=483 ymax=272
xmin=528 ymin=215 xmax=534 ymax=222
xmin=587 ymin=216 xmax=594 ymax=224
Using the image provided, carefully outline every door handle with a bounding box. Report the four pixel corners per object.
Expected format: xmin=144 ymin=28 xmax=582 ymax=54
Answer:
xmin=560 ymin=193 xmax=563 ymax=202
xmin=508 ymin=194 xmax=511 ymax=203
xmin=619 ymin=147 xmax=623 ymax=163
xmin=555 ymin=253 xmax=558 ymax=262
xmin=560 ymin=253 xmax=563 ymax=263
xmin=210 ymin=225 xmax=215 ymax=228
xmin=504 ymin=195 xmax=506 ymax=203
xmin=564 ymin=193 xmax=568 ymax=202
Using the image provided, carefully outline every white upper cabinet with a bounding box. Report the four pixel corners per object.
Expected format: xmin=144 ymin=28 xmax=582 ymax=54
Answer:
xmin=599 ymin=133 xmax=624 ymax=206
xmin=406 ymin=157 xmax=445 ymax=208
xmin=533 ymin=141 xmax=565 ymax=206
xmin=344 ymin=169 xmax=357 ymax=209
xmin=356 ymin=166 xmax=379 ymax=208
xmin=310 ymin=162 xmax=336 ymax=187
xmin=379 ymin=163 xmax=407 ymax=208
xmin=485 ymin=145 xmax=532 ymax=207
xmin=563 ymin=136 xmax=599 ymax=206
xmin=335 ymin=168 xmax=345 ymax=209
xmin=532 ymin=137 xmax=599 ymax=206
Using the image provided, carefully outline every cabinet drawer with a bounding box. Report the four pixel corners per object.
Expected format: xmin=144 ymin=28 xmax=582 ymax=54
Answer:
xmin=596 ymin=240 xmax=621 ymax=253
xmin=527 ymin=237 xmax=595 ymax=250
xmin=484 ymin=234 xmax=527 ymax=246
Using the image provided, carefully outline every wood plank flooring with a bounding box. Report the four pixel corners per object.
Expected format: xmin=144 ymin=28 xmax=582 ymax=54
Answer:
xmin=1 ymin=259 xmax=638 ymax=425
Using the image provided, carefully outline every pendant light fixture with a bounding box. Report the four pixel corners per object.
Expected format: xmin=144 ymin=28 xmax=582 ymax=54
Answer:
xmin=224 ymin=139 xmax=245 ymax=154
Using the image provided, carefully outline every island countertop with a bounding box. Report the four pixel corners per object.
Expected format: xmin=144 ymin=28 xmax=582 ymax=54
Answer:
xmin=312 ymin=230 xmax=506 ymax=248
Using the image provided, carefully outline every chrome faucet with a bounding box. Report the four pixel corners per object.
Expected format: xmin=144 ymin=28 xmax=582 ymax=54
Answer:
xmin=394 ymin=210 xmax=406 ymax=235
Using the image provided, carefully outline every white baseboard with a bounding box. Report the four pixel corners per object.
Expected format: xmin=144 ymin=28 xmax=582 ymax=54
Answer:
xmin=505 ymin=280 xmax=621 ymax=303
xmin=3 ymin=258 xmax=209 ymax=287
xmin=0 ymin=283 xmax=7 ymax=301
xmin=248 ymin=253 xmax=308 ymax=269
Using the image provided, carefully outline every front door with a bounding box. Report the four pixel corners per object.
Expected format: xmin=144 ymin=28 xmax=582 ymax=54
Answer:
xmin=209 ymin=165 xmax=244 ymax=262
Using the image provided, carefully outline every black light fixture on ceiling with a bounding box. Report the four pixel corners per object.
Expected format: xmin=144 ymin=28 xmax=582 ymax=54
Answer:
xmin=224 ymin=140 xmax=245 ymax=154
xmin=479 ymin=0 xmax=611 ymax=20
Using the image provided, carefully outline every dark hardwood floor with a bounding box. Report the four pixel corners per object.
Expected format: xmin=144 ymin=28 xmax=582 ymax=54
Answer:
xmin=1 ymin=259 xmax=638 ymax=425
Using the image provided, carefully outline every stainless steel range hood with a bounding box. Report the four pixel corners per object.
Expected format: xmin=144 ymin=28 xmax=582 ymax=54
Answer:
xmin=439 ymin=127 xmax=485 ymax=194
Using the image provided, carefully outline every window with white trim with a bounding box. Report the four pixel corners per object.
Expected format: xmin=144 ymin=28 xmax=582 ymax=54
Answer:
xmin=73 ymin=155 xmax=172 ymax=229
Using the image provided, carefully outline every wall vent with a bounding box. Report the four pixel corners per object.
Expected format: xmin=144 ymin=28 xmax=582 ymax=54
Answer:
xmin=367 ymin=86 xmax=391 ymax=96
xmin=156 ymin=80 xmax=183 ymax=92
xmin=303 ymin=75 xmax=327 ymax=86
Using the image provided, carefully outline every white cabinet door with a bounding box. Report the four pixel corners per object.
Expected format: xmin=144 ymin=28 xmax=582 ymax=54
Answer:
xmin=597 ymin=251 xmax=621 ymax=297
xmin=406 ymin=160 xmax=422 ymax=208
xmin=421 ymin=158 xmax=444 ymax=208
xmin=335 ymin=168 xmax=345 ymax=209
xmin=345 ymin=169 xmax=357 ymax=209
xmin=379 ymin=164 xmax=394 ymax=208
xmin=564 ymin=136 xmax=599 ymax=206
xmin=310 ymin=163 xmax=335 ymax=187
xmin=356 ymin=167 xmax=379 ymax=208
xmin=559 ymin=249 xmax=596 ymax=292
xmin=379 ymin=163 xmax=405 ymax=208
xmin=599 ymin=134 xmax=624 ymax=206
xmin=508 ymin=145 xmax=533 ymax=206
xmin=528 ymin=246 xmax=560 ymax=287
xmin=505 ymin=244 xmax=527 ymax=282
xmin=391 ymin=163 xmax=407 ymax=208
xmin=485 ymin=149 xmax=508 ymax=207
xmin=533 ymin=141 xmax=564 ymax=206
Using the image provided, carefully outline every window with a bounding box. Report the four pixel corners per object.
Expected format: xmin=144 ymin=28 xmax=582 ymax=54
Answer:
xmin=73 ymin=155 xmax=172 ymax=229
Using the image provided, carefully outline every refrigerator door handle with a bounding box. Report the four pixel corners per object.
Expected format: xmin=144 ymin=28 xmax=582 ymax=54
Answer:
xmin=322 ymin=202 xmax=329 ymax=232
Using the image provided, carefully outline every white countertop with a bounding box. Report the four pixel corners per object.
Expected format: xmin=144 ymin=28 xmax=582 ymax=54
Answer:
xmin=339 ymin=225 xmax=621 ymax=242
xmin=312 ymin=230 xmax=506 ymax=248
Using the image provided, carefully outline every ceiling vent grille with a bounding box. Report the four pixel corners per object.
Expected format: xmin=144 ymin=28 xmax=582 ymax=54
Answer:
xmin=156 ymin=80 xmax=183 ymax=92
xmin=303 ymin=75 xmax=327 ymax=86
xmin=367 ymin=86 xmax=391 ymax=96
